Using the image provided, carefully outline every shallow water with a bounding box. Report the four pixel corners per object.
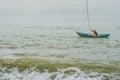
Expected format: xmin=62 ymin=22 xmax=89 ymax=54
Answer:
xmin=0 ymin=0 xmax=120 ymax=80
xmin=0 ymin=67 xmax=118 ymax=80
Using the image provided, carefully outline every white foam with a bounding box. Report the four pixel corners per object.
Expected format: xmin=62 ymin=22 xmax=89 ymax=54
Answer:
xmin=0 ymin=67 xmax=115 ymax=80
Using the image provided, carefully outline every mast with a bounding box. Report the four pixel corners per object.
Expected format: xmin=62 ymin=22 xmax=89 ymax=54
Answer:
xmin=86 ymin=0 xmax=91 ymax=30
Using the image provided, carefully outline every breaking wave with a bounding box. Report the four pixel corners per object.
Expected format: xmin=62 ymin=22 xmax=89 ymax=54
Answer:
xmin=0 ymin=67 xmax=117 ymax=80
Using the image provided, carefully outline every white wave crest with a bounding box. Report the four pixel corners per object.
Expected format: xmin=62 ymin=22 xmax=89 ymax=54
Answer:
xmin=0 ymin=67 xmax=115 ymax=80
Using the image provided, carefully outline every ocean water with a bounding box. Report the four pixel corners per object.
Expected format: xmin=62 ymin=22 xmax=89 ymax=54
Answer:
xmin=0 ymin=0 xmax=120 ymax=80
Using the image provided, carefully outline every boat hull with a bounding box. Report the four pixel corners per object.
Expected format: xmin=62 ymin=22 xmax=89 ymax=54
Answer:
xmin=76 ymin=32 xmax=110 ymax=38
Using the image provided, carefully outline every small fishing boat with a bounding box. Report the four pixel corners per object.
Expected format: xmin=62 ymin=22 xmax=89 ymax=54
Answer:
xmin=76 ymin=0 xmax=110 ymax=38
xmin=76 ymin=32 xmax=110 ymax=38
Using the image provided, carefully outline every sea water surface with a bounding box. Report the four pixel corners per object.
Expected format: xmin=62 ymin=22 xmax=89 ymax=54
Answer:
xmin=0 ymin=0 xmax=120 ymax=80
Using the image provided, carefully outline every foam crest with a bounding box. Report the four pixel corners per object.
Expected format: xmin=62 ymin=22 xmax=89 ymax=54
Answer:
xmin=0 ymin=67 xmax=115 ymax=80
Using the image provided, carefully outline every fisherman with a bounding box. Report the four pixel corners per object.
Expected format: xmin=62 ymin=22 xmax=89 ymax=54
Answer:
xmin=90 ymin=29 xmax=98 ymax=36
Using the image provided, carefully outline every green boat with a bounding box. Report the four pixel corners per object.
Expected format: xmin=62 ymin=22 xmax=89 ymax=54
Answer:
xmin=76 ymin=0 xmax=110 ymax=38
xmin=76 ymin=32 xmax=110 ymax=38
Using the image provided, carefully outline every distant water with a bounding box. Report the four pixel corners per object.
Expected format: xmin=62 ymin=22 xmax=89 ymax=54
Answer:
xmin=0 ymin=0 xmax=120 ymax=26
xmin=0 ymin=0 xmax=120 ymax=80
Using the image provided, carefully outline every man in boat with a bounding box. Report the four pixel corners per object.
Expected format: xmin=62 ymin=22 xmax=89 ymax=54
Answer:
xmin=90 ymin=29 xmax=98 ymax=36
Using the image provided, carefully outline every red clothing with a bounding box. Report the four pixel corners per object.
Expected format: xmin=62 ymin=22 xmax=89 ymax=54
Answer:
xmin=91 ymin=30 xmax=98 ymax=36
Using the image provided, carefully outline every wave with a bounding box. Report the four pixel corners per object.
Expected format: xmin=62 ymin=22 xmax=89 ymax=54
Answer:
xmin=0 ymin=58 xmax=119 ymax=73
xmin=0 ymin=67 xmax=118 ymax=80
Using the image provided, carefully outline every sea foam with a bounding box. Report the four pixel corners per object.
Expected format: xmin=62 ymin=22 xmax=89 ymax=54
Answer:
xmin=0 ymin=67 xmax=114 ymax=80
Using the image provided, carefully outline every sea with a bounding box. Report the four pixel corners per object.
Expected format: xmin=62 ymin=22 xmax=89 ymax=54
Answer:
xmin=0 ymin=0 xmax=120 ymax=80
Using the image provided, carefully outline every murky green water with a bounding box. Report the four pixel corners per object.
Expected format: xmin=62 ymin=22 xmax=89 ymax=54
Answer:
xmin=0 ymin=0 xmax=120 ymax=80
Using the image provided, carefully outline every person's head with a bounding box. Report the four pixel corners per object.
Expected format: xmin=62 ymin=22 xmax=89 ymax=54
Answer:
xmin=91 ymin=29 xmax=96 ymax=32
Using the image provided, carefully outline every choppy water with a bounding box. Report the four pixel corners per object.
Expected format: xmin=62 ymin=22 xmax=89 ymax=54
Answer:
xmin=0 ymin=0 xmax=120 ymax=80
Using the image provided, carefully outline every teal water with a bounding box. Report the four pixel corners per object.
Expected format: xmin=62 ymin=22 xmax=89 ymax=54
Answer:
xmin=0 ymin=0 xmax=120 ymax=80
